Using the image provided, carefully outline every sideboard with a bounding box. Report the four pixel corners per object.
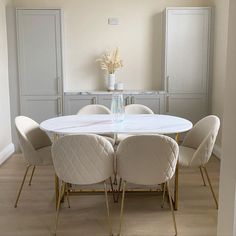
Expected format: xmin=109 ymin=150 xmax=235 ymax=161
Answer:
xmin=64 ymin=91 xmax=166 ymax=115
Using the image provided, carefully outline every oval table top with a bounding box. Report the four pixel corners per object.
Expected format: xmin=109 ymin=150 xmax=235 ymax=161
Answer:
xmin=40 ymin=114 xmax=193 ymax=135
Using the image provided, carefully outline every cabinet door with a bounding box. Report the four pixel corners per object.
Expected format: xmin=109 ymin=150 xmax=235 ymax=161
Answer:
xmin=131 ymin=95 xmax=160 ymax=114
xmin=166 ymin=94 xmax=208 ymax=124
xmin=21 ymin=96 xmax=62 ymax=123
xmin=165 ymin=8 xmax=211 ymax=94
xmin=64 ymin=95 xmax=97 ymax=115
xmin=17 ymin=9 xmax=63 ymax=96
xmin=98 ymin=95 xmax=112 ymax=108
xmin=99 ymin=94 xmax=131 ymax=108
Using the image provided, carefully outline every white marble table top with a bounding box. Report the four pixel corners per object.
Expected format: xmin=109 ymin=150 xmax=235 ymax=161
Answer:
xmin=40 ymin=114 xmax=193 ymax=135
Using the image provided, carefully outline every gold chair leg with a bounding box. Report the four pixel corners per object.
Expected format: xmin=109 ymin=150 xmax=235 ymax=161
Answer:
xmin=65 ymin=183 xmax=70 ymax=208
xmin=118 ymin=181 xmax=126 ymax=236
xmin=202 ymin=166 xmax=218 ymax=209
xmin=116 ymin=178 xmax=122 ymax=203
xmin=55 ymin=174 xmax=59 ymax=209
xmin=167 ymin=181 xmax=178 ymax=236
xmin=161 ymin=182 xmax=166 ymax=208
xmin=28 ymin=166 xmax=36 ymax=186
xmin=104 ymin=181 xmax=113 ymax=236
xmin=109 ymin=177 xmax=116 ymax=203
xmin=199 ymin=167 xmax=206 ymax=186
xmin=54 ymin=182 xmax=65 ymax=235
xmin=14 ymin=165 xmax=31 ymax=208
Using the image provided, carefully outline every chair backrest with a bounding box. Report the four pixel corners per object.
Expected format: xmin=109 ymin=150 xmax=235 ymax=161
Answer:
xmin=182 ymin=115 xmax=220 ymax=165
xmin=77 ymin=104 xmax=111 ymax=115
xmin=52 ymin=134 xmax=114 ymax=185
xmin=125 ymin=104 xmax=154 ymax=114
xmin=15 ymin=116 xmax=52 ymax=164
xmin=117 ymin=135 xmax=179 ymax=185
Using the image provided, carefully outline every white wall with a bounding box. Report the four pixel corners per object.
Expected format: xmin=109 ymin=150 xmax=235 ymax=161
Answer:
xmin=0 ymin=0 xmax=13 ymax=161
xmin=217 ymin=0 xmax=236 ymax=234
xmin=12 ymin=0 xmax=214 ymax=91
xmin=211 ymin=0 xmax=229 ymax=155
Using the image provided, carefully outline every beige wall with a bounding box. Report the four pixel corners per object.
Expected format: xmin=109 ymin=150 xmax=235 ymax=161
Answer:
xmin=13 ymin=0 xmax=214 ymax=91
xmin=0 ymin=0 xmax=12 ymax=151
xmin=217 ymin=0 xmax=236 ymax=234
xmin=211 ymin=0 xmax=229 ymax=150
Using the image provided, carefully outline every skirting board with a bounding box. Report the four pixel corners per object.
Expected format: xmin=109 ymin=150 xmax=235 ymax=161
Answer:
xmin=213 ymin=144 xmax=222 ymax=160
xmin=0 ymin=143 xmax=15 ymax=165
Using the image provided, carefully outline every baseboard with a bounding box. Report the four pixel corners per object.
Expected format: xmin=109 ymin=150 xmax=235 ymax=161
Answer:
xmin=213 ymin=144 xmax=222 ymax=160
xmin=0 ymin=143 xmax=15 ymax=165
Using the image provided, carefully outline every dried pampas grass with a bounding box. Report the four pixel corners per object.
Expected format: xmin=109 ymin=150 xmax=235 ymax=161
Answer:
xmin=97 ymin=48 xmax=123 ymax=74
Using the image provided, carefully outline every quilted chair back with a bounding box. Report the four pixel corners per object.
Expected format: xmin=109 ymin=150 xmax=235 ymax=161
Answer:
xmin=15 ymin=116 xmax=52 ymax=165
xmin=182 ymin=115 xmax=220 ymax=165
xmin=77 ymin=104 xmax=111 ymax=115
xmin=117 ymin=135 xmax=179 ymax=185
xmin=52 ymin=134 xmax=114 ymax=185
xmin=125 ymin=104 xmax=154 ymax=114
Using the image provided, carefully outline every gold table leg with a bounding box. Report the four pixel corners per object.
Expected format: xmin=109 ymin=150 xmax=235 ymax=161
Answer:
xmin=174 ymin=133 xmax=180 ymax=210
xmin=53 ymin=134 xmax=60 ymax=209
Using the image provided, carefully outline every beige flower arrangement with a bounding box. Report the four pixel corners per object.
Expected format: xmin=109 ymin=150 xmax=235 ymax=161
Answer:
xmin=97 ymin=48 xmax=123 ymax=74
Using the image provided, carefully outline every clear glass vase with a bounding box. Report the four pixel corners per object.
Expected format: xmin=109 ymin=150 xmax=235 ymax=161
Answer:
xmin=111 ymin=92 xmax=125 ymax=123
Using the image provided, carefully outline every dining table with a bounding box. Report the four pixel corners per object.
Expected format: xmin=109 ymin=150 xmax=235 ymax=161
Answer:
xmin=40 ymin=114 xmax=193 ymax=210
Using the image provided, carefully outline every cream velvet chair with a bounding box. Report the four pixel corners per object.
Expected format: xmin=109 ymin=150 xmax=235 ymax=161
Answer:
xmin=14 ymin=116 xmax=52 ymax=208
xmin=179 ymin=115 xmax=220 ymax=209
xmin=117 ymin=135 xmax=179 ymax=236
xmin=77 ymin=104 xmax=115 ymax=145
xmin=117 ymin=104 xmax=154 ymax=143
xmin=51 ymin=134 xmax=114 ymax=235
xmin=77 ymin=104 xmax=111 ymax=114
xmin=125 ymin=104 xmax=154 ymax=114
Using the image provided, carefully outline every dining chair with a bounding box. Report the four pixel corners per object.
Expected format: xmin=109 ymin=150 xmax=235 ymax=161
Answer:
xmin=77 ymin=104 xmax=115 ymax=145
xmin=14 ymin=116 xmax=52 ymax=208
xmin=117 ymin=104 xmax=154 ymax=143
xmin=51 ymin=134 xmax=114 ymax=236
xmin=117 ymin=135 xmax=179 ymax=236
xmin=77 ymin=104 xmax=111 ymax=114
xmin=179 ymin=115 xmax=220 ymax=209
xmin=125 ymin=104 xmax=154 ymax=114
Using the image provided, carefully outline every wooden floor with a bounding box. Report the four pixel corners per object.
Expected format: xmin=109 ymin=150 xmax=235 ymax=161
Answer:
xmin=0 ymin=154 xmax=220 ymax=236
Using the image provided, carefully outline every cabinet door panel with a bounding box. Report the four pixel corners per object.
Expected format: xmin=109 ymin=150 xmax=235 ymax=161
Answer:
xmin=98 ymin=95 xmax=112 ymax=109
xmin=166 ymin=94 xmax=208 ymax=124
xmin=165 ymin=8 xmax=211 ymax=94
xmin=99 ymin=94 xmax=131 ymax=108
xmin=20 ymin=96 xmax=61 ymax=123
xmin=132 ymin=95 xmax=160 ymax=114
xmin=64 ymin=95 xmax=97 ymax=115
xmin=17 ymin=9 xmax=62 ymax=96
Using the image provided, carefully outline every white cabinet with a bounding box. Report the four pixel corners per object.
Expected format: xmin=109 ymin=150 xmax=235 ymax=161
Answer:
xmin=164 ymin=7 xmax=211 ymax=123
xmin=64 ymin=92 xmax=164 ymax=115
xmin=98 ymin=93 xmax=163 ymax=114
xmin=16 ymin=9 xmax=63 ymax=123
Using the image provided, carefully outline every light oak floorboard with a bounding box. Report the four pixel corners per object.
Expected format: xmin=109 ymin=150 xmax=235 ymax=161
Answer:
xmin=0 ymin=154 xmax=220 ymax=236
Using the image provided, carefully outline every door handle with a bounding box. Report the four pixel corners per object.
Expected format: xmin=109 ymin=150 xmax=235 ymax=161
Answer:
xmin=166 ymin=76 xmax=170 ymax=93
xmin=131 ymin=96 xmax=135 ymax=104
xmin=125 ymin=97 xmax=129 ymax=106
xmin=166 ymin=94 xmax=170 ymax=113
xmin=57 ymin=77 xmax=62 ymax=94
xmin=57 ymin=97 xmax=62 ymax=116
xmin=92 ymin=97 xmax=97 ymax=104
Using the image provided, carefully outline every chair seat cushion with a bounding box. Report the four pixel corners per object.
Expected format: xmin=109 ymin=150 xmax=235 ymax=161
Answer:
xmin=36 ymin=145 xmax=53 ymax=166
xmin=179 ymin=146 xmax=201 ymax=167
